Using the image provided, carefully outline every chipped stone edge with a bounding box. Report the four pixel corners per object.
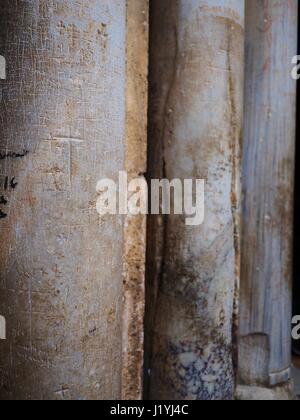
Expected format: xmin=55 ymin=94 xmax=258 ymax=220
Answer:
xmin=121 ymin=0 xmax=149 ymax=401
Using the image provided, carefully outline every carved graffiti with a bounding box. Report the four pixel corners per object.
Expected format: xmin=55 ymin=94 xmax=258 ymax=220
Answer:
xmin=0 ymin=150 xmax=29 ymax=160
xmin=0 ymin=176 xmax=19 ymax=219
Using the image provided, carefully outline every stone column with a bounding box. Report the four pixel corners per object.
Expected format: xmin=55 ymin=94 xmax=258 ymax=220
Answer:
xmin=146 ymin=0 xmax=245 ymax=400
xmin=0 ymin=0 xmax=148 ymax=400
xmin=238 ymin=0 xmax=298 ymax=400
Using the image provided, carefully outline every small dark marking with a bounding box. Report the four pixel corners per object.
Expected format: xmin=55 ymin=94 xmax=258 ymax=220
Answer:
xmin=89 ymin=327 xmax=97 ymax=335
xmin=0 ymin=210 xmax=7 ymax=219
xmin=10 ymin=177 xmax=17 ymax=189
xmin=2 ymin=176 xmax=18 ymax=190
xmin=0 ymin=150 xmax=29 ymax=160
xmin=0 ymin=196 xmax=7 ymax=205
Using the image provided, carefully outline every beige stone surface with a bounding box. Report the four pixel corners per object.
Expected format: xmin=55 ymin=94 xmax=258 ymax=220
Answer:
xmin=122 ymin=0 xmax=149 ymax=401
xmin=0 ymin=0 xmax=147 ymax=400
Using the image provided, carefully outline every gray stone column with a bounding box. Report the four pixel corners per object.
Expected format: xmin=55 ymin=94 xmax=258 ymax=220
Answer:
xmin=0 ymin=0 xmax=148 ymax=400
xmin=146 ymin=0 xmax=245 ymax=400
xmin=238 ymin=0 xmax=298 ymax=400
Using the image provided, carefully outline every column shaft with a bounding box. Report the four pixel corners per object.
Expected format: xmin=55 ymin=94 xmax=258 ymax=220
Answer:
xmin=0 ymin=0 xmax=147 ymax=400
xmin=239 ymin=0 xmax=298 ymax=395
xmin=146 ymin=0 xmax=245 ymax=400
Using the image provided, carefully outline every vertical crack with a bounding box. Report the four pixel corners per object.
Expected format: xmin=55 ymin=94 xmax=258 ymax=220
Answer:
xmin=227 ymin=24 xmax=242 ymax=380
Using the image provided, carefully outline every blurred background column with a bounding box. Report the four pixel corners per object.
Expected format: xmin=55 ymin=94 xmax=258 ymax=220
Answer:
xmin=238 ymin=0 xmax=298 ymax=400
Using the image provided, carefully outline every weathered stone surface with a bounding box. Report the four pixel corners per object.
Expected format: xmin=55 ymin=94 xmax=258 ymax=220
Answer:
xmin=0 ymin=0 xmax=133 ymax=400
xmin=236 ymin=384 xmax=293 ymax=401
xmin=146 ymin=0 xmax=245 ymax=400
xmin=239 ymin=0 xmax=298 ymax=390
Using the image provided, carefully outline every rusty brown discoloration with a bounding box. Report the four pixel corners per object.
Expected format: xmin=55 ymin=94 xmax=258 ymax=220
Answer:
xmin=122 ymin=0 xmax=149 ymax=401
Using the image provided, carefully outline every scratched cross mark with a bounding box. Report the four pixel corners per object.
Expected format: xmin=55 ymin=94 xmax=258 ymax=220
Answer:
xmin=0 ymin=176 xmax=18 ymax=219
